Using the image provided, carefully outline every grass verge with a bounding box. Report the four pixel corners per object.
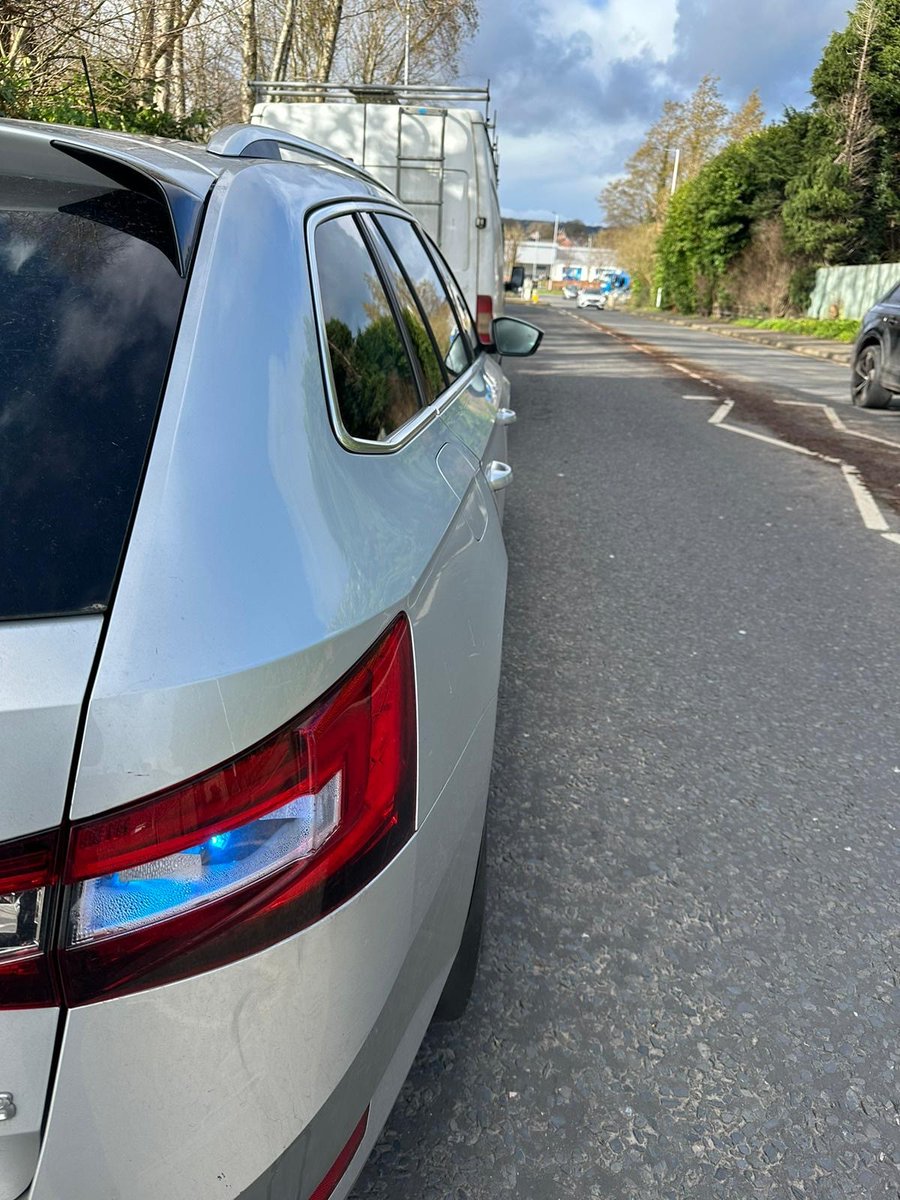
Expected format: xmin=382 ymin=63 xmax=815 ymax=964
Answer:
xmin=733 ymin=317 xmax=860 ymax=342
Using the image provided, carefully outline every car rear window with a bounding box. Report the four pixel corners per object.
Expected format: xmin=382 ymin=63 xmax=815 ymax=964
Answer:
xmin=0 ymin=176 xmax=186 ymax=620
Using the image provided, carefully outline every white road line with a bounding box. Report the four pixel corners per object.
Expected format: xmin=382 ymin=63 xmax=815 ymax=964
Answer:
xmin=567 ymin=315 xmax=900 ymax=543
xmin=715 ymin=423 xmax=820 ymax=457
xmin=840 ymin=464 xmax=890 ymax=531
xmin=773 ymin=399 xmax=848 ymax=431
xmin=709 ymin=400 xmax=734 ymax=425
xmin=669 ymin=363 xmax=715 ymax=386
xmin=773 ymin=398 xmax=900 ymax=449
xmin=841 ymin=427 xmax=900 ymax=451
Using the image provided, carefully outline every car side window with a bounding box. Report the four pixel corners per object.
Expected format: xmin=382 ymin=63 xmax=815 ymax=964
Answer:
xmin=373 ymin=214 xmax=473 ymax=383
xmin=887 ymin=283 xmax=900 ymax=305
xmin=315 ymin=215 xmax=422 ymax=443
xmin=361 ymin=218 xmax=445 ymax=406
xmin=420 ymin=233 xmax=480 ymax=359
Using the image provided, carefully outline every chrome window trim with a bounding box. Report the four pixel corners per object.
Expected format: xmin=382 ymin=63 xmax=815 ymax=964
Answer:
xmin=306 ymin=201 xmax=481 ymax=455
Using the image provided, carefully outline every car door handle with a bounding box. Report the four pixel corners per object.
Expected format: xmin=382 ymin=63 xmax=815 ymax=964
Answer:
xmin=486 ymin=461 xmax=513 ymax=491
xmin=496 ymin=407 xmax=517 ymax=425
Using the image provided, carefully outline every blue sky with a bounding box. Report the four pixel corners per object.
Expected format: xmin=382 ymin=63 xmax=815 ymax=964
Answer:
xmin=458 ymin=0 xmax=851 ymax=224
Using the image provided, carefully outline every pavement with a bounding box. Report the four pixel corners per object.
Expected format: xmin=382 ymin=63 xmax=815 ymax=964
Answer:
xmin=536 ymin=296 xmax=853 ymax=364
xmin=350 ymin=306 xmax=900 ymax=1199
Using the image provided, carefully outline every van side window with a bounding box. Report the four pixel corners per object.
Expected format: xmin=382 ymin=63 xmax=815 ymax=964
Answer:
xmin=373 ymin=215 xmax=473 ymax=383
xmin=315 ymin=215 xmax=422 ymax=442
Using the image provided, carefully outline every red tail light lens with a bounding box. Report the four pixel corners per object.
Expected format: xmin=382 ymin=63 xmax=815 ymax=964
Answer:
xmin=0 ymin=830 xmax=59 ymax=1009
xmin=476 ymin=294 xmax=493 ymax=344
xmin=59 ymin=615 xmax=416 ymax=1004
xmin=310 ymin=1108 xmax=369 ymax=1200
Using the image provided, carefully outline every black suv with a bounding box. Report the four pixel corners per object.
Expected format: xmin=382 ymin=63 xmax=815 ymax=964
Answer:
xmin=851 ymin=284 xmax=900 ymax=407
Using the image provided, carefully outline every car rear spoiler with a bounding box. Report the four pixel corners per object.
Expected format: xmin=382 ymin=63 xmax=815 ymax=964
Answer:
xmin=0 ymin=121 xmax=214 ymax=277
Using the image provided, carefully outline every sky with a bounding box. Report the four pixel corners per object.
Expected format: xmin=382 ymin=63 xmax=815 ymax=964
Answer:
xmin=458 ymin=0 xmax=851 ymax=225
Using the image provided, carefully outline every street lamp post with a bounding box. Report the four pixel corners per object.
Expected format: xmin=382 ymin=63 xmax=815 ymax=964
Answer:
xmin=403 ymin=0 xmax=410 ymax=86
xmin=657 ymin=147 xmax=682 ymax=307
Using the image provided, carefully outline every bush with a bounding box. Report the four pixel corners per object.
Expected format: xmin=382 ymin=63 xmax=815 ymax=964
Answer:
xmin=787 ymin=264 xmax=818 ymax=314
xmin=732 ymin=316 xmax=860 ymax=342
xmin=0 ymin=65 xmax=209 ymax=141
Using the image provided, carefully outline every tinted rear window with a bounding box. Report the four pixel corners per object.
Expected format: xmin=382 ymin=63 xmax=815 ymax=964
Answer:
xmin=0 ymin=177 xmax=186 ymax=620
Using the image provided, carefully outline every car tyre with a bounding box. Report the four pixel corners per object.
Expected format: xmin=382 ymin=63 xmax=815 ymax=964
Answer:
xmin=432 ymin=823 xmax=487 ymax=1022
xmin=852 ymin=343 xmax=891 ymax=408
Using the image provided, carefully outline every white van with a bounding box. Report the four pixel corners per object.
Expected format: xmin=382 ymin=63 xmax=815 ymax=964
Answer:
xmin=251 ymin=83 xmax=504 ymax=342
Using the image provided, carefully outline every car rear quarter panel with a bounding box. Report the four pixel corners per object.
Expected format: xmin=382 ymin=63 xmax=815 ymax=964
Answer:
xmin=70 ymin=162 xmax=506 ymax=827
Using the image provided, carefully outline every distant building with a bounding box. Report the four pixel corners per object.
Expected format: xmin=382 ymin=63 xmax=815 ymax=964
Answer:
xmin=505 ymin=239 xmax=618 ymax=284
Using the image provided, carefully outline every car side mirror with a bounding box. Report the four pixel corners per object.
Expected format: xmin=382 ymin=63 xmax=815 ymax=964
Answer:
xmin=490 ymin=316 xmax=543 ymax=357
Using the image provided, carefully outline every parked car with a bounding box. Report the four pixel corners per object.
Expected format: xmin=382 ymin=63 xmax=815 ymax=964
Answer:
xmin=577 ymin=289 xmax=606 ymax=310
xmin=0 ymin=117 xmax=542 ymax=1200
xmin=851 ymin=286 xmax=900 ymax=407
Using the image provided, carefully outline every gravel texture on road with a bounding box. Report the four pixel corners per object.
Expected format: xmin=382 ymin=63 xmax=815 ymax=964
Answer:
xmin=350 ymin=307 xmax=900 ymax=1199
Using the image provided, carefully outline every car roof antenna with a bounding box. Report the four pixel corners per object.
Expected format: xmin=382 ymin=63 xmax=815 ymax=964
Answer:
xmin=80 ymin=55 xmax=100 ymax=128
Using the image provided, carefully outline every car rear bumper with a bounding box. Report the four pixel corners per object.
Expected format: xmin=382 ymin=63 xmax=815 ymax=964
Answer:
xmin=27 ymin=703 xmax=496 ymax=1200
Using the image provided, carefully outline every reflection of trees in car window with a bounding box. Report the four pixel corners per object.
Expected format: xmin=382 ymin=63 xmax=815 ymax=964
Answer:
xmin=325 ymin=312 xmax=419 ymax=442
xmin=400 ymin=308 xmax=444 ymax=399
xmin=317 ymin=217 xmax=422 ymax=441
xmin=373 ymin=216 xmax=472 ymax=383
xmin=364 ymin=233 xmax=444 ymax=404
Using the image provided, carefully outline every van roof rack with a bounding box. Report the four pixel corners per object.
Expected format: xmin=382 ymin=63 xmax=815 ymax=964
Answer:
xmin=207 ymin=123 xmax=388 ymax=191
xmin=250 ymin=81 xmax=492 ymax=120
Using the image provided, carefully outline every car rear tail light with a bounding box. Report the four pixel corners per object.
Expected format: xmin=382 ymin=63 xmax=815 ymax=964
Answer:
xmin=0 ymin=831 xmax=59 ymax=1008
xmin=0 ymin=617 xmax=415 ymax=1009
xmin=476 ymin=294 xmax=493 ymax=345
xmin=59 ymin=615 xmax=415 ymax=1004
xmin=310 ymin=1108 xmax=369 ymax=1200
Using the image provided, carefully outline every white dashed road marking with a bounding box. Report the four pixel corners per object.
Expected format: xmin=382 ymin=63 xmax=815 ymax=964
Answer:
xmin=565 ymin=309 xmax=900 ymax=546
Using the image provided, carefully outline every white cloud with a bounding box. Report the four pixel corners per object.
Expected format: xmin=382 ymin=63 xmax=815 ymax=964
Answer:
xmin=462 ymin=0 xmax=851 ymax=219
xmin=537 ymin=0 xmax=678 ymax=73
xmin=498 ymin=120 xmax=649 ymax=219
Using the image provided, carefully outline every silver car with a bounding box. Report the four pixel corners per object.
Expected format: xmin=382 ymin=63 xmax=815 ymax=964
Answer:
xmin=0 ymin=118 xmax=541 ymax=1200
xmin=577 ymin=289 xmax=606 ymax=309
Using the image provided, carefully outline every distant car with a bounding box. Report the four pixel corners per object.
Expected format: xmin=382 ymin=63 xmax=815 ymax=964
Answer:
xmin=851 ymin=286 xmax=900 ymax=407
xmin=577 ymin=289 xmax=606 ymax=310
xmin=0 ymin=116 xmax=543 ymax=1200
xmin=562 ymin=284 xmax=579 ymax=299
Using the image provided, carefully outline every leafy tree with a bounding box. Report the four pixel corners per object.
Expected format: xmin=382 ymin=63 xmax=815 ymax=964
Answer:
xmin=728 ymin=89 xmax=765 ymax=144
xmin=655 ymin=144 xmax=754 ymax=312
xmin=793 ymin=0 xmax=900 ymax=260
xmin=600 ymin=76 xmax=761 ymax=228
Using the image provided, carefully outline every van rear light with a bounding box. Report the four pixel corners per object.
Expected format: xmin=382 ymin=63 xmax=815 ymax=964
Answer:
xmin=59 ymin=615 xmax=416 ymax=1004
xmin=0 ymin=830 xmax=59 ymax=1008
xmin=476 ymin=294 xmax=493 ymax=344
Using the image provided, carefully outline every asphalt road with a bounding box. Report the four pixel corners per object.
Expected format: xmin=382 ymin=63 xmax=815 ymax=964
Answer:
xmin=350 ymin=306 xmax=900 ymax=1199
xmin=564 ymin=304 xmax=856 ymax=408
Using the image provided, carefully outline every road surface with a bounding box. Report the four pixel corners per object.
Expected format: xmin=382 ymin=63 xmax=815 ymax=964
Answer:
xmin=350 ymin=306 xmax=900 ymax=1200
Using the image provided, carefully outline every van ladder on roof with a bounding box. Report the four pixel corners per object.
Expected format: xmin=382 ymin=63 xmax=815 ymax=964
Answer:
xmin=249 ymin=81 xmax=492 ymax=120
xmin=394 ymin=105 xmax=448 ymax=244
